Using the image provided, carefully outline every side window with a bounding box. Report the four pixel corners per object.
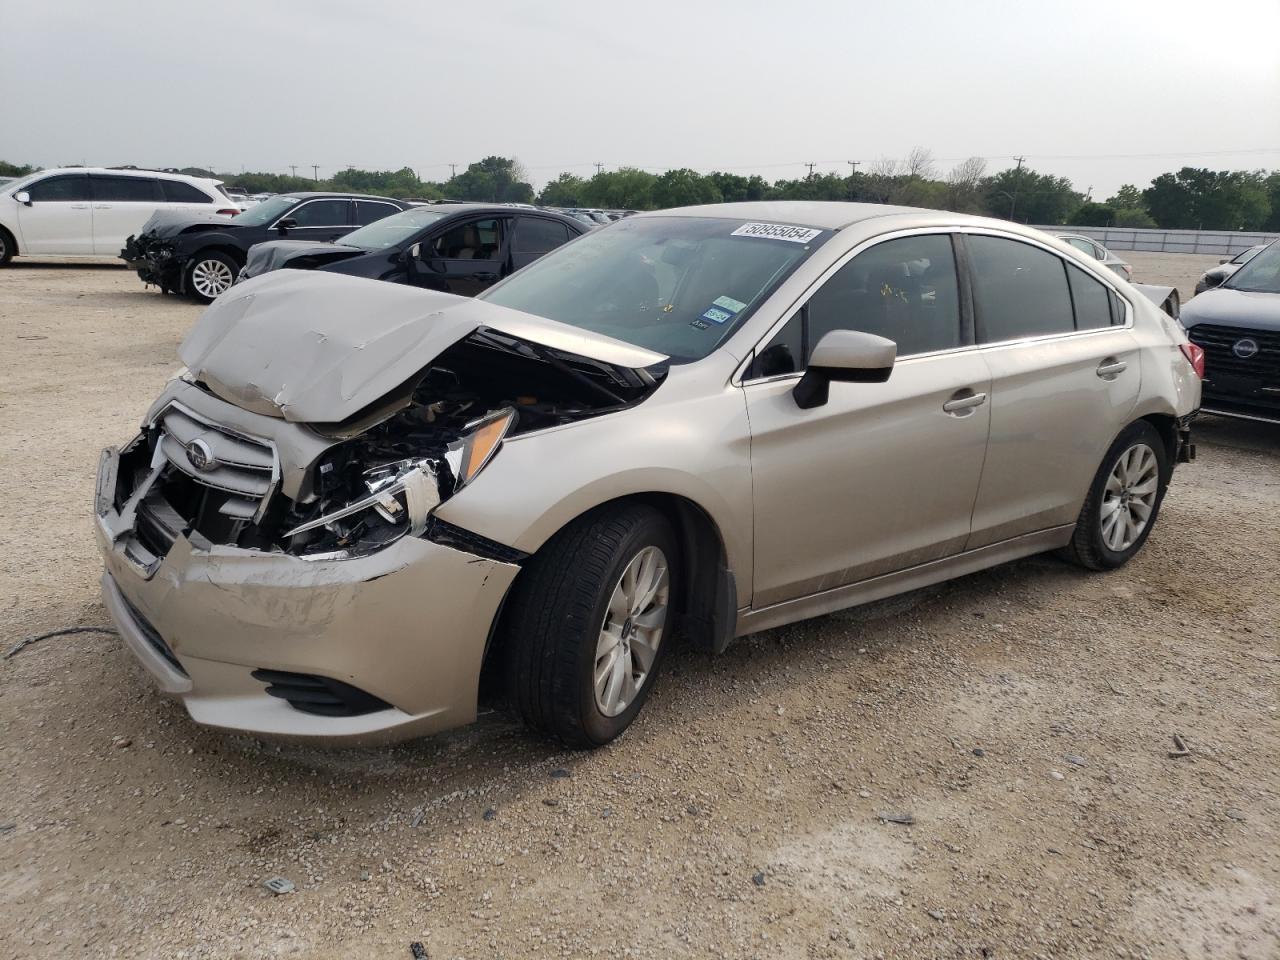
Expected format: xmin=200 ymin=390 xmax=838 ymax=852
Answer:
xmin=750 ymin=313 xmax=804 ymax=379
xmin=355 ymin=201 xmax=399 ymax=225
xmin=1107 ymin=289 xmax=1125 ymax=325
xmin=807 ymin=234 xmax=962 ymax=358
xmin=968 ymin=235 xmax=1074 ymax=343
xmin=431 ymin=218 xmax=504 ymax=260
xmin=27 ymin=174 xmax=91 ymax=202
xmin=1066 ymin=237 xmax=1094 ymax=256
xmin=513 ymin=217 xmax=571 ymax=254
xmin=289 ymin=199 xmax=351 ymax=227
xmin=160 ymin=180 xmax=214 ymax=203
xmin=93 ymin=176 xmax=162 ymax=202
xmin=1066 ymin=263 xmax=1114 ymax=330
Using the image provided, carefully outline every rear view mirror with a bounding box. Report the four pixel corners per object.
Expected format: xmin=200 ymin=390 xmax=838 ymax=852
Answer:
xmin=13 ymin=191 xmax=31 ymax=205
xmin=793 ymin=330 xmax=896 ymax=409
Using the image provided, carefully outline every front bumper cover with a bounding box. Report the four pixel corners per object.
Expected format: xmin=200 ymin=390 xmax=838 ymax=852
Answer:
xmin=96 ymin=447 xmax=521 ymax=745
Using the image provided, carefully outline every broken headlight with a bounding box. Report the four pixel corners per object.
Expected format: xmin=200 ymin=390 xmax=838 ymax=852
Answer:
xmin=284 ymin=458 xmax=440 ymax=540
xmin=446 ymin=407 xmax=516 ymax=492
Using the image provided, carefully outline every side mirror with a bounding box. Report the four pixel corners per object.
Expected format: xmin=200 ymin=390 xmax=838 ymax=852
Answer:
xmin=793 ymin=330 xmax=896 ymax=410
xmin=407 ymin=242 xmax=421 ymax=260
xmin=276 ymin=217 xmax=297 ymax=233
xmin=1218 ymin=257 xmax=1231 ymax=265
xmin=14 ymin=191 xmax=31 ymax=205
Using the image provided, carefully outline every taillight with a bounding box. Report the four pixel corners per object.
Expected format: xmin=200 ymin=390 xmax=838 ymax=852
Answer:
xmin=1179 ymin=342 xmax=1205 ymax=379
xmin=216 ymin=208 xmax=239 ymax=216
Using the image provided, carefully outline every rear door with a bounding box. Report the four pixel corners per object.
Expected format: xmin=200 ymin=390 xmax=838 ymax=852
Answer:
xmin=354 ymin=200 xmax=401 ymax=226
xmin=510 ymin=216 xmax=575 ymax=271
xmin=411 ymin=216 xmax=511 ymax=296
xmin=15 ymin=174 xmax=94 ymax=254
xmin=963 ymin=232 xmax=1141 ymax=548
xmin=90 ymin=174 xmax=164 ymax=253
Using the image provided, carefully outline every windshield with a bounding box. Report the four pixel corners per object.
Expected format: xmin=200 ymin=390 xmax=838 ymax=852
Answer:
xmin=1223 ymin=242 xmax=1280 ymax=293
xmin=480 ymin=215 xmax=829 ymax=361
xmin=339 ymin=207 xmax=447 ymax=250
xmin=231 ymin=195 xmax=300 ymax=226
xmin=1231 ymin=245 xmax=1264 ymax=265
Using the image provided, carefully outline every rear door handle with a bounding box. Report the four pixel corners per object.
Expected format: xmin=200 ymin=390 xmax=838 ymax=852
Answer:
xmin=1097 ymin=358 xmax=1128 ymax=378
xmin=93 ymin=204 xmax=113 ymax=209
xmin=943 ymin=391 xmax=987 ymax=414
xmin=70 ymin=203 xmax=90 ymax=210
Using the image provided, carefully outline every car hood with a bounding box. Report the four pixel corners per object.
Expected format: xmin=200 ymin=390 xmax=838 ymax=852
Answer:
xmin=178 ymin=270 xmax=668 ymax=423
xmin=138 ymin=209 xmax=241 ymax=239
xmin=1181 ymin=286 xmax=1280 ymax=332
xmin=245 ymin=239 xmax=365 ymax=276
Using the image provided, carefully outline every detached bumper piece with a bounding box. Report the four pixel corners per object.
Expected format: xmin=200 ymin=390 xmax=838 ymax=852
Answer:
xmin=251 ymin=669 xmax=391 ymax=717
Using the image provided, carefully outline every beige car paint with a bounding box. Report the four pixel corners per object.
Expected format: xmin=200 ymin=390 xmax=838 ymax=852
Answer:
xmin=95 ymin=202 xmax=1201 ymax=743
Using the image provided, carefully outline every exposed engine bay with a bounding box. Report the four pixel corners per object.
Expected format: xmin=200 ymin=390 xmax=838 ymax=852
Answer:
xmin=105 ymin=328 xmax=664 ymax=566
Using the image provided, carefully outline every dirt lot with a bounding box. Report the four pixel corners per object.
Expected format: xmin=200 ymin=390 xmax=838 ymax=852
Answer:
xmin=1 ymin=251 xmax=1277 ymax=959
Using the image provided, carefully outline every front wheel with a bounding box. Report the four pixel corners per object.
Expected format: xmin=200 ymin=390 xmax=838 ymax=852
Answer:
xmin=0 ymin=227 xmax=15 ymax=266
xmin=1060 ymin=420 xmax=1170 ymax=571
xmin=500 ymin=504 xmax=678 ymax=748
xmin=185 ymin=251 xmax=238 ymax=303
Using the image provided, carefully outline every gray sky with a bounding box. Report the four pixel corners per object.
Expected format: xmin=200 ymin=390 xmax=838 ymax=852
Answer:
xmin=4 ymin=0 xmax=1278 ymax=197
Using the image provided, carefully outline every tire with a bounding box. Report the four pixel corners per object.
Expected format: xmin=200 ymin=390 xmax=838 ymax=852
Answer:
xmin=500 ymin=503 xmax=679 ymax=748
xmin=0 ymin=226 xmax=15 ymax=266
xmin=1060 ymin=420 xmax=1170 ymax=571
xmin=185 ymin=250 xmax=238 ymax=303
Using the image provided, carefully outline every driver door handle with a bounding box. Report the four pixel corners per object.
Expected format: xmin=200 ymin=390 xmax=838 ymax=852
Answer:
xmin=1096 ymin=358 xmax=1128 ymax=378
xmin=943 ymin=391 xmax=987 ymax=414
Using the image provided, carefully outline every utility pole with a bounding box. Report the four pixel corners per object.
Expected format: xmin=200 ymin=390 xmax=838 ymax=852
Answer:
xmin=289 ymin=165 xmax=297 ymax=178
xmin=847 ymin=160 xmax=859 ymax=201
xmin=1085 ymin=185 xmax=1093 ymax=202
xmin=594 ymin=162 xmax=604 ymax=175
xmin=449 ymin=163 xmax=457 ymax=178
xmin=1009 ymin=155 xmax=1025 ymax=220
xmin=312 ymin=164 xmax=320 ymax=182
xmin=805 ymin=162 xmax=816 ymax=179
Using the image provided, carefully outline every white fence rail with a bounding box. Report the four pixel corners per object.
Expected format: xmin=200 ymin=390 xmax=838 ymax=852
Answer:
xmin=1033 ymin=225 xmax=1279 ymax=258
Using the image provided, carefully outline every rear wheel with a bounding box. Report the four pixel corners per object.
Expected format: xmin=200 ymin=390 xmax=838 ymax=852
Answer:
xmin=1060 ymin=420 xmax=1170 ymax=571
xmin=0 ymin=226 xmax=15 ymax=266
xmin=185 ymin=250 xmax=238 ymax=302
xmin=500 ymin=504 xmax=678 ymax=748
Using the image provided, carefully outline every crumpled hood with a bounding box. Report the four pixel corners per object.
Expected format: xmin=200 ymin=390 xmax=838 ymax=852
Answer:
xmin=245 ymin=239 xmax=364 ymax=276
xmin=137 ymin=209 xmax=240 ymax=239
xmin=1181 ymin=287 xmax=1280 ymax=332
xmin=178 ymin=271 xmax=667 ymax=423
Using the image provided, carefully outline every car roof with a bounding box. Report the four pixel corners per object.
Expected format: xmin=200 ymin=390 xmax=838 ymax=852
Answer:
xmin=279 ymin=191 xmax=403 ymax=203
xmin=27 ymin=166 xmax=217 ymax=182
xmin=402 ymin=202 xmax=581 ymax=219
xmin=634 ymin=200 xmax=948 ymax=230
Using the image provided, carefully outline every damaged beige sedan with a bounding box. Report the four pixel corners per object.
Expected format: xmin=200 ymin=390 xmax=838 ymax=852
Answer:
xmin=96 ymin=202 xmax=1202 ymax=748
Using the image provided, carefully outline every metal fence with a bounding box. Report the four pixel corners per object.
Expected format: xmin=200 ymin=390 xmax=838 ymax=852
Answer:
xmin=1032 ymin=225 xmax=1279 ymax=258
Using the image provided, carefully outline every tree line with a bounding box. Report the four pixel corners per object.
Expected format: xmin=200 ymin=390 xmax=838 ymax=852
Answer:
xmin=4 ymin=154 xmax=1279 ymax=232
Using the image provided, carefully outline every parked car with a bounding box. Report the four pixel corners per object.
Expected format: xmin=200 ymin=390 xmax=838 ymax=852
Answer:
xmin=1194 ymin=242 xmax=1270 ymax=295
xmin=95 ymin=202 xmax=1200 ymax=748
xmin=0 ymin=167 xmax=237 ymax=266
xmin=239 ymin=204 xmax=587 ymax=295
xmin=1182 ymin=240 xmax=1280 ymax=422
xmin=1054 ymin=233 xmax=1133 ymax=281
xmin=120 ymin=192 xmax=407 ymax=302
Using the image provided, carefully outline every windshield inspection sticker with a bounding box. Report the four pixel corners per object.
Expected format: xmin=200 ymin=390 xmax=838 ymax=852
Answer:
xmin=713 ymin=295 xmax=746 ymax=313
xmin=699 ymin=306 xmax=734 ymax=324
xmin=731 ymin=222 xmax=823 ymax=244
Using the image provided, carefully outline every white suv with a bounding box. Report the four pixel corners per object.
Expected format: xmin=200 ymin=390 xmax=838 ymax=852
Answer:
xmin=0 ymin=167 xmax=238 ymax=265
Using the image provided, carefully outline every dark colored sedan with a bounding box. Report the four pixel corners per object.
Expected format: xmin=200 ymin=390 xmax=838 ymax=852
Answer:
xmin=1182 ymin=241 xmax=1280 ymax=423
xmin=1194 ymin=243 xmax=1270 ymax=295
xmin=239 ymin=204 xmax=588 ymax=296
xmin=121 ymin=192 xmax=407 ymax=302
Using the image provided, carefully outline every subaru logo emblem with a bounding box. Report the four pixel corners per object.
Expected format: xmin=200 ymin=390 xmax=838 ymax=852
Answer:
xmin=1232 ymin=338 xmax=1259 ymax=360
xmin=185 ymin=438 xmax=217 ymax=472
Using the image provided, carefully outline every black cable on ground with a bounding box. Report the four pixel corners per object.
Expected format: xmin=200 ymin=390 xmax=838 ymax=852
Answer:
xmin=4 ymin=626 xmax=118 ymax=660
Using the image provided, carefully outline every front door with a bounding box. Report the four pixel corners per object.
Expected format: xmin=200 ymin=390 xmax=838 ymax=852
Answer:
xmin=961 ymin=233 xmax=1142 ymax=548
xmin=412 ymin=217 xmax=510 ymax=297
xmin=16 ymin=173 xmax=94 ymax=254
xmin=745 ymin=233 xmax=992 ymax=608
xmin=275 ymin=198 xmax=353 ymax=243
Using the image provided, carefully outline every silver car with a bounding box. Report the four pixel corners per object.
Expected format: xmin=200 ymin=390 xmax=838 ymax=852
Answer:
xmin=1054 ymin=233 xmax=1133 ymax=282
xmin=95 ymin=202 xmax=1202 ymax=748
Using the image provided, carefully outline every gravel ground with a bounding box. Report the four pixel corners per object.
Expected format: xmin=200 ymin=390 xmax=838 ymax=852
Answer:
xmin=1 ymin=251 xmax=1277 ymax=959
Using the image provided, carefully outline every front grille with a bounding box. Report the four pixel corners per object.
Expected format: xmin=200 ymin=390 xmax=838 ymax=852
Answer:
xmin=120 ymin=592 xmax=188 ymax=678
xmin=251 ymin=669 xmax=392 ymax=717
xmin=1187 ymin=324 xmax=1280 ymax=382
xmin=155 ymin=404 xmax=278 ymax=525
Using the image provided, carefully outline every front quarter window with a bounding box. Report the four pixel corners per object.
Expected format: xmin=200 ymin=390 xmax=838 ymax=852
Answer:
xmin=480 ymin=216 xmax=828 ymax=361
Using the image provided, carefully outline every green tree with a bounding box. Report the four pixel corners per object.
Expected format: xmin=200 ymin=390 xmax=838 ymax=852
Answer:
xmin=705 ymin=172 xmax=771 ymax=203
xmin=443 ymin=156 xmax=534 ymax=203
xmin=1112 ymin=207 xmax=1157 ymax=229
xmin=1261 ymin=171 xmax=1280 ymax=232
xmin=0 ymin=161 xmax=37 ymax=177
xmin=330 ymin=166 xmax=439 ymax=199
xmin=1143 ymin=167 xmax=1271 ymax=230
xmin=580 ymin=168 xmax=657 ymax=209
xmin=982 ymin=166 xmax=1082 ymax=224
xmin=1068 ymin=201 xmax=1117 ymax=226
xmin=1106 ymin=184 xmax=1144 ymax=209
xmin=650 ymin=168 xmax=721 ymax=209
xmin=537 ymin=172 xmax=589 ymax=207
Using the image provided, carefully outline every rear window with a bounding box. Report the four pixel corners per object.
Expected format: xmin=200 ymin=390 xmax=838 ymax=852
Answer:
xmin=161 ymin=180 xmax=214 ymax=203
xmin=93 ymin=175 xmax=162 ymax=202
xmin=968 ymin=235 xmax=1074 ymax=343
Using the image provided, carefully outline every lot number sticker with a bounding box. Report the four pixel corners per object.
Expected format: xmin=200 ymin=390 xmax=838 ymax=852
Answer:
xmin=731 ymin=222 xmax=823 ymax=244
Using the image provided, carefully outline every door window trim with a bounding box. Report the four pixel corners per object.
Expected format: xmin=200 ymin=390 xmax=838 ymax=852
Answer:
xmin=270 ymin=198 xmax=353 ymax=229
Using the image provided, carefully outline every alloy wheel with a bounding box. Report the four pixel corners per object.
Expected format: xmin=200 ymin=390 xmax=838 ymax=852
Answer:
xmin=190 ymin=258 xmax=234 ymax=299
xmin=1100 ymin=442 xmax=1159 ymax=552
xmin=594 ymin=545 xmax=669 ymax=717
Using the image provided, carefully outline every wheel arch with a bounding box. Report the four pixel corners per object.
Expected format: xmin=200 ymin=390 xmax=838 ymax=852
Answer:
xmin=181 ymin=244 xmax=245 ymax=295
xmin=0 ymin=221 xmax=18 ymax=257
